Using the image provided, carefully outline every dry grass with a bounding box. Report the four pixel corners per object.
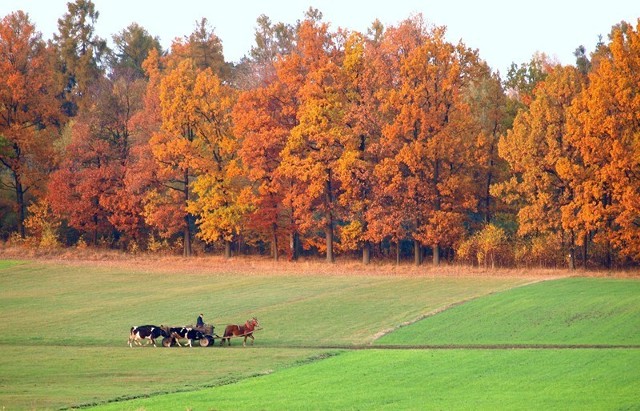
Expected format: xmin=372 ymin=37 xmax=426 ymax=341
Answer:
xmin=3 ymin=244 xmax=635 ymax=279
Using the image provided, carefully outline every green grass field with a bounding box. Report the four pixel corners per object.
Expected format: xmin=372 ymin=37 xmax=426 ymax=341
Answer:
xmin=376 ymin=277 xmax=640 ymax=346
xmin=92 ymin=349 xmax=640 ymax=411
xmin=0 ymin=259 xmax=638 ymax=410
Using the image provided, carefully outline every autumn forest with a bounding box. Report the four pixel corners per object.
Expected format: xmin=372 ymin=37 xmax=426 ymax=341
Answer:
xmin=1 ymin=1 xmax=639 ymax=269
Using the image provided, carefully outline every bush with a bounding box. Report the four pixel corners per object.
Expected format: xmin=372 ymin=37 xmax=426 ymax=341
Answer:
xmin=456 ymin=224 xmax=509 ymax=269
xmin=24 ymin=200 xmax=61 ymax=249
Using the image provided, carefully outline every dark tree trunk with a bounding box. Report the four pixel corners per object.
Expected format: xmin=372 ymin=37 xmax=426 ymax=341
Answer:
xmin=224 ymin=240 xmax=232 ymax=259
xmin=289 ymin=231 xmax=298 ymax=261
xmin=433 ymin=244 xmax=440 ymax=266
xmin=582 ymin=233 xmax=589 ymax=269
xmin=14 ymin=173 xmax=25 ymax=238
xmin=568 ymin=231 xmax=576 ymax=270
xmin=183 ymin=168 xmax=192 ymax=257
xmin=414 ymin=239 xmax=422 ymax=266
xmin=325 ymin=174 xmax=334 ymax=263
xmin=92 ymin=212 xmax=99 ymax=246
xmin=325 ymin=225 xmax=334 ymax=263
xmin=272 ymin=224 xmax=279 ymax=261
xmin=183 ymin=216 xmax=192 ymax=257
xmin=362 ymin=241 xmax=371 ymax=265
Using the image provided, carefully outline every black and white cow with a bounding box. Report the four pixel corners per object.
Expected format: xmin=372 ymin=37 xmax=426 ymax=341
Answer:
xmin=128 ymin=325 xmax=168 ymax=347
xmin=169 ymin=327 xmax=204 ymax=347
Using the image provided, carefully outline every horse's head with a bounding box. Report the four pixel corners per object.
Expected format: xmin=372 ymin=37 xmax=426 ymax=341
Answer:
xmin=249 ymin=317 xmax=259 ymax=329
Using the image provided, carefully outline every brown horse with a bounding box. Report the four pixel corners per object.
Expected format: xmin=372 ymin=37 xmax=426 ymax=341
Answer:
xmin=221 ymin=317 xmax=260 ymax=347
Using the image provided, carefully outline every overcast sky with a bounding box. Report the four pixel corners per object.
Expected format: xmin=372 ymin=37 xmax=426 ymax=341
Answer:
xmin=2 ymin=0 xmax=639 ymax=74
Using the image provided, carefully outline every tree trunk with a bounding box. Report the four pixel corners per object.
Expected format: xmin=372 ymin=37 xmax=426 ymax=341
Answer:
xmin=582 ymin=233 xmax=588 ymax=269
xmin=362 ymin=241 xmax=371 ymax=265
xmin=183 ymin=215 xmax=192 ymax=257
xmin=568 ymin=231 xmax=576 ymax=270
xmin=289 ymin=231 xmax=298 ymax=261
xmin=272 ymin=225 xmax=279 ymax=261
xmin=183 ymin=168 xmax=192 ymax=257
xmin=224 ymin=240 xmax=232 ymax=259
xmin=325 ymin=175 xmax=334 ymax=263
xmin=325 ymin=225 xmax=334 ymax=263
xmin=414 ymin=239 xmax=422 ymax=266
xmin=483 ymin=168 xmax=493 ymax=224
xmin=92 ymin=212 xmax=99 ymax=246
xmin=396 ymin=241 xmax=401 ymax=265
xmin=433 ymin=244 xmax=440 ymax=266
xmin=14 ymin=173 xmax=25 ymax=238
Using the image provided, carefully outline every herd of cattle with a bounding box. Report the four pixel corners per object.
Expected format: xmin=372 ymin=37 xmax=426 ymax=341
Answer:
xmin=129 ymin=317 xmax=260 ymax=348
xmin=128 ymin=324 xmax=209 ymax=348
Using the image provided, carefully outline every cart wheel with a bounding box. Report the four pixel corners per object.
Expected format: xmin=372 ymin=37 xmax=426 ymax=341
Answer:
xmin=162 ymin=337 xmax=173 ymax=347
xmin=199 ymin=336 xmax=212 ymax=347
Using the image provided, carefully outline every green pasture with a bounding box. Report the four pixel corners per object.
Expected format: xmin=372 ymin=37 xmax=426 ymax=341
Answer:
xmin=93 ymin=349 xmax=640 ymax=411
xmin=0 ymin=259 xmax=23 ymax=269
xmin=377 ymin=277 xmax=640 ymax=346
xmin=0 ymin=260 xmax=525 ymax=409
xmin=1 ymin=260 xmax=639 ymax=410
xmin=90 ymin=273 xmax=640 ymax=411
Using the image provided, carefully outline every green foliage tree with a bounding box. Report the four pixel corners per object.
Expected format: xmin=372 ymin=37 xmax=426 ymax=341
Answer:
xmin=110 ymin=23 xmax=162 ymax=79
xmin=52 ymin=0 xmax=108 ymax=116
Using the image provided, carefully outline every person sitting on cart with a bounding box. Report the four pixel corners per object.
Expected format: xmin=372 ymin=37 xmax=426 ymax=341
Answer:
xmin=196 ymin=313 xmax=204 ymax=327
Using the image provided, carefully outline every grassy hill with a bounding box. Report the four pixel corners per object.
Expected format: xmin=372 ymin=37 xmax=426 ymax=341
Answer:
xmin=377 ymin=277 xmax=640 ymax=346
xmin=0 ymin=259 xmax=526 ymax=409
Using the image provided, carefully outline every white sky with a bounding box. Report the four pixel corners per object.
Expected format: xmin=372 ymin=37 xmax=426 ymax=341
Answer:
xmin=2 ymin=0 xmax=639 ymax=75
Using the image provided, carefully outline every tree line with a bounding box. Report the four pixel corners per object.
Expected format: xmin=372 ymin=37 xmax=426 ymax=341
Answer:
xmin=1 ymin=1 xmax=639 ymax=269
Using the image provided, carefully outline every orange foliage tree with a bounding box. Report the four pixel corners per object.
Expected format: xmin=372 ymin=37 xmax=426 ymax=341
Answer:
xmin=48 ymin=120 xmax=116 ymax=245
xmin=565 ymin=20 xmax=640 ymax=265
xmin=335 ymin=29 xmax=388 ymax=264
xmin=370 ymin=16 xmax=481 ymax=265
xmin=232 ymin=15 xmax=297 ymax=260
xmin=277 ymin=14 xmax=349 ymax=262
xmin=48 ymin=66 xmax=147 ymax=246
xmin=234 ymin=81 xmax=296 ymax=260
xmin=465 ymin=66 xmax=509 ymax=225
xmin=0 ymin=11 xmax=61 ymax=238
xmin=145 ymin=59 xmax=200 ymax=256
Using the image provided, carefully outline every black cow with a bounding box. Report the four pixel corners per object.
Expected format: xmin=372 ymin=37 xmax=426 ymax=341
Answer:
xmin=169 ymin=327 xmax=204 ymax=347
xmin=128 ymin=325 xmax=168 ymax=347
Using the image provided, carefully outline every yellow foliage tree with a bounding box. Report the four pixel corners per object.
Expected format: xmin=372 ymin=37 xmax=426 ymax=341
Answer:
xmin=24 ymin=199 xmax=61 ymax=248
xmin=494 ymin=65 xmax=585 ymax=268
xmin=185 ymin=68 xmax=244 ymax=257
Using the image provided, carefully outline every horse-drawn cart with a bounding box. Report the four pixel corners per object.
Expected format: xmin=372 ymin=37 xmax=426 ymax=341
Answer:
xmin=160 ymin=324 xmax=218 ymax=347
